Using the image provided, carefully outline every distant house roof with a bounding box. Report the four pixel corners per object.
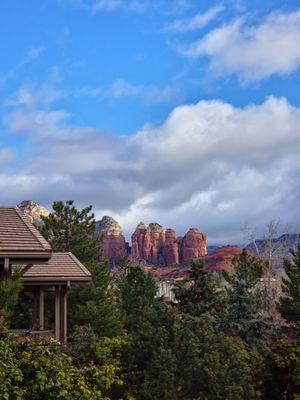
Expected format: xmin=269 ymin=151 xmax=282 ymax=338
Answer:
xmin=0 ymin=207 xmax=51 ymax=261
xmin=22 ymin=252 xmax=92 ymax=283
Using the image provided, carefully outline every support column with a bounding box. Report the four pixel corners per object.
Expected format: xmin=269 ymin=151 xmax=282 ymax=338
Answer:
xmin=55 ymin=285 xmax=61 ymax=341
xmin=60 ymin=285 xmax=67 ymax=343
xmin=32 ymin=291 xmax=38 ymax=330
xmin=38 ymin=287 xmax=44 ymax=331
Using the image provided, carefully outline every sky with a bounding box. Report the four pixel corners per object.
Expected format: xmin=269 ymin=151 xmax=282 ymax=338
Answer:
xmin=1 ymin=0 xmax=300 ymax=244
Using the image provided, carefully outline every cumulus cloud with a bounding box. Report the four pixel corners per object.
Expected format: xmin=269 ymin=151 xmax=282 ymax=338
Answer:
xmin=166 ymin=5 xmax=224 ymax=33
xmin=182 ymin=10 xmax=300 ymax=82
xmin=3 ymin=87 xmax=300 ymax=243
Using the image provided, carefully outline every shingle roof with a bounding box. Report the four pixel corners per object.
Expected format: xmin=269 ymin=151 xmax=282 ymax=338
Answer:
xmin=0 ymin=206 xmax=51 ymax=254
xmin=22 ymin=252 xmax=92 ymax=282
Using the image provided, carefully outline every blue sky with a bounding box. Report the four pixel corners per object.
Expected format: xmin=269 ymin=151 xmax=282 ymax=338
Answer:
xmin=1 ymin=0 xmax=300 ymax=243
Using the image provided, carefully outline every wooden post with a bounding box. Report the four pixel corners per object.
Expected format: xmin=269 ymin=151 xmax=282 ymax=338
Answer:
xmin=39 ymin=287 xmax=44 ymax=331
xmin=32 ymin=291 xmax=38 ymax=330
xmin=59 ymin=286 xmax=67 ymax=343
xmin=55 ymin=285 xmax=61 ymax=341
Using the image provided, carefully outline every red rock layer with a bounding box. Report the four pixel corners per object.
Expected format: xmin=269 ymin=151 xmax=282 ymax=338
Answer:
xmin=205 ymin=245 xmax=243 ymax=272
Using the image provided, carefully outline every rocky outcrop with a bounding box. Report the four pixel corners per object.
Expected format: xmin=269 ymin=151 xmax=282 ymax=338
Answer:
xmin=95 ymin=216 xmax=127 ymax=265
xmin=180 ymin=228 xmax=207 ymax=265
xmin=17 ymin=200 xmax=49 ymax=227
xmin=205 ymin=245 xmax=243 ymax=272
xmin=131 ymin=222 xmax=207 ymax=266
xmin=131 ymin=222 xmax=166 ymax=265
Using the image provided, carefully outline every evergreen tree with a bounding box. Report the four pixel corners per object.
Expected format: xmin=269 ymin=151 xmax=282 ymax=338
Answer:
xmin=277 ymin=246 xmax=300 ymax=328
xmin=220 ymin=249 xmax=270 ymax=347
xmin=68 ymin=260 xmax=123 ymax=337
xmin=118 ymin=261 xmax=259 ymax=400
xmin=40 ymin=200 xmax=99 ymax=263
xmin=0 ymin=273 xmax=21 ymax=327
xmin=174 ymin=259 xmax=226 ymax=319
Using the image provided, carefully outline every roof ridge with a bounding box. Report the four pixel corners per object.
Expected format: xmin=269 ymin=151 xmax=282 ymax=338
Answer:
xmin=68 ymin=252 xmax=91 ymax=276
xmin=14 ymin=206 xmax=51 ymax=251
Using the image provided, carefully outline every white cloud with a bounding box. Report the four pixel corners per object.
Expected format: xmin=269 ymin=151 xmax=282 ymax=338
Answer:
xmin=109 ymin=79 xmax=181 ymax=104
xmin=77 ymin=0 xmax=148 ymax=13
xmin=74 ymin=79 xmax=181 ymax=104
xmin=182 ymin=10 xmax=300 ymax=82
xmin=166 ymin=5 xmax=224 ymax=33
xmin=3 ymin=87 xmax=300 ymax=243
xmin=20 ymin=46 xmax=45 ymax=66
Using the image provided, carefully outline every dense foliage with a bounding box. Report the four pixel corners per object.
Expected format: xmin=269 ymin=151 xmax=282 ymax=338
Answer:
xmin=220 ymin=249 xmax=271 ymax=347
xmin=174 ymin=258 xmax=226 ymax=319
xmin=0 ymin=332 xmax=106 ymax=399
xmin=118 ymin=262 xmax=259 ymax=400
xmin=277 ymin=246 xmax=300 ymax=330
xmin=0 ymin=272 xmax=21 ymax=326
xmin=68 ymin=260 xmax=122 ymax=338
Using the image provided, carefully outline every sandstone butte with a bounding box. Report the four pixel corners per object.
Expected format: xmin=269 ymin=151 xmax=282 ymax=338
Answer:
xmin=131 ymin=222 xmax=207 ymax=266
xmin=95 ymin=216 xmax=127 ymax=265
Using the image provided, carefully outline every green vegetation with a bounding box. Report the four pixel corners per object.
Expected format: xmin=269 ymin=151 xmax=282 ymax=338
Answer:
xmin=1 ymin=201 xmax=300 ymax=399
xmin=220 ymin=249 xmax=271 ymax=347
xmin=174 ymin=258 xmax=226 ymax=319
xmin=277 ymin=246 xmax=300 ymax=331
xmin=0 ymin=272 xmax=21 ymax=326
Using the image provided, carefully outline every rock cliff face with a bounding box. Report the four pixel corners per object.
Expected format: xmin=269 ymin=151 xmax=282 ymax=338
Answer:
xmin=131 ymin=222 xmax=166 ymax=265
xmin=180 ymin=228 xmax=207 ymax=264
xmin=95 ymin=216 xmax=127 ymax=265
xmin=131 ymin=222 xmax=207 ymax=266
xmin=17 ymin=200 xmax=49 ymax=226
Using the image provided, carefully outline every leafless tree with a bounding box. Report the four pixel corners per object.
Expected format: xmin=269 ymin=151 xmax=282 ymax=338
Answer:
xmin=242 ymin=219 xmax=293 ymax=315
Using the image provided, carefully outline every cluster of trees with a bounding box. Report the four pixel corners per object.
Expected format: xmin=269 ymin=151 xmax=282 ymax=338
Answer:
xmin=0 ymin=200 xmax=300 ymax=399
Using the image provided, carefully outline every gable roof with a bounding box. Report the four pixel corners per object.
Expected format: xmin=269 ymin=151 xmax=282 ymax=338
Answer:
xmin=0 ymin=206 xmax=51 ymax=259
xmin=22 ymin=252 xmax=92 ymax=283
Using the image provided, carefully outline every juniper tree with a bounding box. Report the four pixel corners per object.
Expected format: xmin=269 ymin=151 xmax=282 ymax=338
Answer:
xmin=277 ymin=246 xmax=300 ymax=329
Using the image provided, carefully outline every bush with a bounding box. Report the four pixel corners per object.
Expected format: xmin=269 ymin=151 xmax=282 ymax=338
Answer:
xmin=262 ymin=338 xmax=300 ymax=400
xmin=0 ymin=332 xmax=105 ymax=399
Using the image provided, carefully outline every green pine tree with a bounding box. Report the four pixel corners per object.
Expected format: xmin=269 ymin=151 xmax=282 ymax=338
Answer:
xmin=68 ymin=260 xmax=123 ymax=337
xmin=277 ymin=246 xmax=300 ymax=327
xmin=220 ymin=249 xmax=270 ymax=347
xmin=40 ymin=200 xmax=99 ymax=263
xmin=174 ymin=259 xmax=226 ymax=319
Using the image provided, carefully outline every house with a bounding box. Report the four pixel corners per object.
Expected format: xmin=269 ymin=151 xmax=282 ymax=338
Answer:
xmin=0 ymin=206 xmax=91 ymax=342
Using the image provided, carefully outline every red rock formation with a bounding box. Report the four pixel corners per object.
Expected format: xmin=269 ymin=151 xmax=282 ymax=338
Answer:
xmin=205 ymin=245 xmax=243 ymax=272
xmin=95 ymin=216 xmax=127 ymax=265
xmin=131 ymin=222 xmax=152 ymax=263
xmin=131 ymin=223 xmax=207 ymax=267
xmin=180 ymin=228 xmax=207 ymax=265
xmin=131 ymin=222 xmax=166 ymax=265
xmin=163 ymin=229 xmax=179 ymax=265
